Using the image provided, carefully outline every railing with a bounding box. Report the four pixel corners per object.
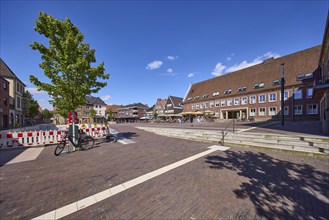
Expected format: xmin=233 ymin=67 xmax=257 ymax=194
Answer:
xmin=219 ymin=119 xmax=235 ymax=146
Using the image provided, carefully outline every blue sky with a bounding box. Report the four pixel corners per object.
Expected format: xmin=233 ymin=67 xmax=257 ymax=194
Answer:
xmin=1 ymin=1 xmax=328 ymax=110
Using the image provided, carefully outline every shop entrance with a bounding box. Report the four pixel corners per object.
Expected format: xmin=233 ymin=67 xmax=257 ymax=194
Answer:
xmin=222 ymin=109 xmax=247 ymax=121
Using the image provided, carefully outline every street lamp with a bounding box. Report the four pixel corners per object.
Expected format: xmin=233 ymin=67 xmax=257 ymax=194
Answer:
xmin=281 ymin=64 xmax=285 ymax=126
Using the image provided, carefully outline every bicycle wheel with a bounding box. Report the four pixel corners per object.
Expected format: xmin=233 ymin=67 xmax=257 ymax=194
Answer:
xmin=80 ymin=136 xmax=95 ymax=150
xmin=54 ymin=141 xmax=66 ymax=156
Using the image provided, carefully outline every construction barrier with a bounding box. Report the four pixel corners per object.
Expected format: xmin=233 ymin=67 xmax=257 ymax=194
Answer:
xmin=0 ymin=125 xmax=113 ymax=149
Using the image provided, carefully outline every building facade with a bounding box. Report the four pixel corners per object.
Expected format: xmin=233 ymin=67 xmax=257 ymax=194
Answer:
xmin=106 ymin=104 xmax=123 ymax=122
xmin=183 ymin=46 xmax=321 ymax=121
xmin=0 ymin=76 xmax=10 ymax=130
xmin=76 ymin=95 xmax=107 ymax=123
xmin=154 ymin=98 xmax=167 ymax=115
xmin=164 ymin=96 xmax=183 ymax=115
xmin=314 ymin=13 xmax=329 ymax=135
xmin=117 ymin=103 xmax=148 ymax=123
xmin=0 ymin=58 xmax=27 ymax=128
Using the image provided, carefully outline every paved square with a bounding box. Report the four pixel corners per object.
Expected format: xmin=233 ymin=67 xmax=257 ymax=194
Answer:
xmin=0 ymin=124 xmax=328 ymax=219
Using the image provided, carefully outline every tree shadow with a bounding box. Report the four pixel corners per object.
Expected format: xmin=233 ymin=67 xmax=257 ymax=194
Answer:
xmin=205 ymin=151 xmax=329 ymax=220
xmin=116 ymin=132 xmax=138 ymax=140
xmin=0 ymin=147 xmax=29 ymax=166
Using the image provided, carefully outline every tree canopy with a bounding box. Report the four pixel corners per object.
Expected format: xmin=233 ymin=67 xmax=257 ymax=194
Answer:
xmin=42 ymin=108 xmax=54 ymax=120
xmin=25 ymin=90 xmax=40 ymax=118
xmin=30 ymin=12 xmax=109 ymax=117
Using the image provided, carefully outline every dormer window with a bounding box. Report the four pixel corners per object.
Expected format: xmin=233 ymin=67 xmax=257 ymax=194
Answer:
xmin=254 ymin=83 xmax=264 ymax=89
xmin=203 ymin=94 xmax=209 ymax=98
xmin=224 ymin=89 xmax=232 ymax=95
xmin=194 ymin=96 xmax=199 ymax=100
xmin=296 ymin=75 xmax=305 ymax=81
xmin=237 ymin=87 xmax=247 ymax=92
xmin=212 ymin=91 xmax=220 ymax=97
xmin=187 ymin=97 xmax=192 ymax=101
xmin=304 ymin=73 xmax=313 ymax=79
xmin=272 ymin=80 xmax=280 ymax=86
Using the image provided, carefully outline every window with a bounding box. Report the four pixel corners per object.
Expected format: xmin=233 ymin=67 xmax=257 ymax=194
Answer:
xmin=187 ymin=97 xmax=192 ymax=101
xmin=284 ymin=106 xmax=289 ymax=115
xmin=215 ymin=101 xmax=220 ymax=107
xmin=196 ymin=104 xmax=200 ymax=109
xmin=259 ymin=94 xmax=266 ymax=103
xmin=294 ymin=89 xmax=302 ymax=100
xmin=234 ymin=98 xmax=240 ymax=105
xmin=284 ymin=91 xmax=289 ymax=101
xmin=254 ymin=83 xmax=264 ymax=89
xmin=250 ymin=95 xmax=256 ymax=104
xmin=304 ymin=73 xmax=313 ymax=79
xmin=212 ymin=92 xmax=220 ymax=97
xmin=194 ymin=96 xmax=199 ymax=100
xmin=3 ymin=83 xmax=7 ymax=91
xmin=307 ymin=104 xmax=318 ymax=114
xmin=224 ymin=90 xmax=232 ymax=95
xmin=227 ymin=99 xmax=232 ymax=106
xmin=17 ymin=97 xmax=21 ymax=108
xmin=167 ymin=104 xmax=172 ymax=107
xmin=221 ymin=100 xmax=226 ymax=107
xmin=259 ymin=107 xmax=266 ymax=116
xmin=4 ymin=98 xmax=8 ymax=106
xmin=269 ymin=107 xmax=277 ymax=116
xmin=241 ymin=97 xmax=247 ymax=105
xmin=272 ymin=80 xmax=280 ymax=86
xmin=294 ymin=105 xmax=302 ymax=115
xmin=203 ymin=94 xmax=209 ymax=98
xmin=250 ymin=108 xmax=256 ymax=116
xmin=237 ymin=87 xmax=247 ymax=92
xmin=269 ymin=93 xmax=277 ymax=102
xmin=17 ymin=82 xmax=19 ymax=91
xmin=307 ymin=87 xmax=313 ymax=98
xmin=205 ymin=103 xmax=209 ymax=109
xmin=210 ymin=102 xmax=214 ymax=108
xmin=192 ymin=104 xmax=195 ymax=110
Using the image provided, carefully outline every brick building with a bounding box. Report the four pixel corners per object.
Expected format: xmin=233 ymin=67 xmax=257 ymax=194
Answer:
xmin=164 ymin=96 xmax=183 ymax=116
xmin=0 ymin=76 xmax=10 ymax=130
xmin=314 ymin=13 xmax=329 ymax=135
xmin=183 ymin=46 xmax=321 ymax=121
xmin=117 ymin=103 xmax=148 ymax=123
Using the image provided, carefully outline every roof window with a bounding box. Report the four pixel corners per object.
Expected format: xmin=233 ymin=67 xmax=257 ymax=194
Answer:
xmin=224 ymin=89 xmax=232 ymax=95
xmin=187 ymin=97 xmax=192 ymax=101
xmin=254 ymin=83 xmax=264 ymax=89
xmin=272 ymin=80 xmax=280 ymax=86
xmin=212 ymin=91 xmax=220 ymax=97
xmin=296 ymin=73 xmax=313 ymax=81
xmin=194 ymin=96 xmax=200 ymax=100
xmin=237 ymin=87 xmax=247 ymax=92
xmin=203 ymin=94 xmax=209 ymax=98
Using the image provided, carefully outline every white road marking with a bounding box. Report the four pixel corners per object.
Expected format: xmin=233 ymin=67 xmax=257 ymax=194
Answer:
xmin=118 ymin=139 xmax=135 ymax=145
xmin=235 ymin=121 xmax=279 ymax=133
xmin=6 ymin=148 xmax=44 ymax=165
xmin=33 ymin=145 xmax=230 ymax=220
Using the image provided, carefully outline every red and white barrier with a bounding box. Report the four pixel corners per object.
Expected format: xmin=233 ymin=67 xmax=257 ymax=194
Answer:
xmin=0 ymin=126 xmax=111 ymax=149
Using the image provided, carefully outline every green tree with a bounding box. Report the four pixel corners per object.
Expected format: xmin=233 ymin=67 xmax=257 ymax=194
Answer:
xmin=107 ymin=110 xmax=113 ymax=121
xmin=30 ymin=12 xmax=109 ymax=119
xmin=90 ymin=108 xmax=96 ymax=122
xmin=43 ymin=108 xmax=54 ymax=120
xmin=25 ymin=90 xmax=40 ymax=118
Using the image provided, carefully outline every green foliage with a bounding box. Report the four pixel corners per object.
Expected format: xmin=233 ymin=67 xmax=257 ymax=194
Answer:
xmin=89 ymin=108 xmax=96 ymax=121
xmin=43 ymin=108 xmax=54 ymax=120
xmin=25 ymin=90 xmax=40 ymax=118
xmin=107 ymin=110 xmax=113 ymax=121
xmin=30 ymin=12 xmax=109 ymax=114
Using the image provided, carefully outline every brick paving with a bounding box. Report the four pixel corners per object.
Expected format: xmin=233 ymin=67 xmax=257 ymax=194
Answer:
xmin=0 ymin=124 xmax=328 ymax=220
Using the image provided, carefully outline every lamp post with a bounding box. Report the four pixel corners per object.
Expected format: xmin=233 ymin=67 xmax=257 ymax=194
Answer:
xmin=281 ymin=64 xmax=285 ymax=126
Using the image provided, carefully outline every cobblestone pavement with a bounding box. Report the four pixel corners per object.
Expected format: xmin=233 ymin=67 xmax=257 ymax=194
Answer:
xmin=0 ymin=124 xmax=328 ymax=220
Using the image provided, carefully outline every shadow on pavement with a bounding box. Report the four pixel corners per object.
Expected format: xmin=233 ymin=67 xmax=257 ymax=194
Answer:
xmin=116 ymin=132 xmax=138 ymax=140
xmin=205 ymin=151 xmax=329 ymax=220
xmin=0 ymin=148 xmax=29 ymax=166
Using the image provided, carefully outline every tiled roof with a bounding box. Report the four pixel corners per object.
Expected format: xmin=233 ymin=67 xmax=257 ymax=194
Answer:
xmin=119 ymin=102 xmax=149 ymax=109
xmin=85 ymin=95 xmax=106 ymax=105
xmin=168 ymin=96 xmax=183 ymax=108
xmin=0 ymin=58 xmax=26 ymax=86
xmin=184 ymin=45 xmax=321 ymax=103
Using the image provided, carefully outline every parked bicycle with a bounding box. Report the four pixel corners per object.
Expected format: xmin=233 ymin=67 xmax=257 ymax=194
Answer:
xmin=54 ymin=131 xmax=95 ymax=156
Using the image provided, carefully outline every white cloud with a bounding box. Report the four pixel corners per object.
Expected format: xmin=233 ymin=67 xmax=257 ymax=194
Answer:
xmin=167 ymin=55 xmax=177 ymax=60
xmin=212 ymin=51 xmax=280 ymax=76
xmin=26 ymin=87 xmax=47 ymax=94
xmin=146 ymin=60 xmax=163 ymax=70
xmin=211 ymin=63 xmax=226 ymax=76
xmin=101 ymin=95 xmax=111 ymax=102
xmin=187 ymin=73 xmax=194 ymax=78
xmin=167 ymin=68 xmax=173 ymax=73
